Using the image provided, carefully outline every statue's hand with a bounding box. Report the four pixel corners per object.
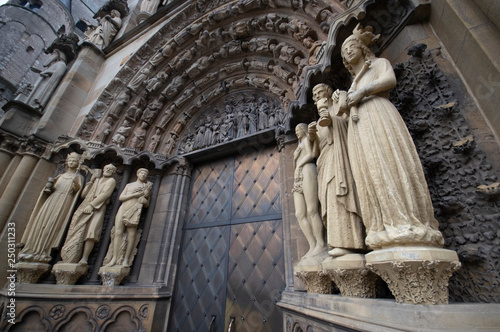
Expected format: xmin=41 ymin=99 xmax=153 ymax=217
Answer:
xmin=351 ymin=114 xmax=359 ymax=123
xmin=308 ymin=121 xmax=317 ymax=132
xmin=138 ymin=197 xmax=148 ymax=204
xmin=83 ymin=205 xmax=93 ymax=214
xmin=347 ymin=90 xmax=365 ymax=107
xmin=332 ymin=89 xmax=341 ymax=103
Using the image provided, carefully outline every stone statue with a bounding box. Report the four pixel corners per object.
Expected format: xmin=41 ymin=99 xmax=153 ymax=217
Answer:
xmin=128 ymin=64 xmax=152 ymax=93
xmin=139 ymin=0 xmax=161 ymax=16
xmin=85 ymin=9 xmax=122 ymax=49
xmin=311 ymin=83 xmax=365 ymax=257
xmin=162 ymin=132 xmax=179 ymax=155
xmin=159 ymin=105 xmax=176 ymax=128
xmin=26 ymin=49 xmax=67 ymax=111
xmin=60 ymin=164 xmax=117 ymax=264
xmin=293 ymin=123 xmax=327 ymax=265
xmin=95 ymin=116 xmax=113 ymax=142
xmin=339 ymin=24 xmax=444 ymax=249
xmin=109 ymin=90 xmax=131 ymax=118
xmin=111 ymin=120 xmax=132 ymax=147
xmin=148 ymin=128 xmax=162 ymax=153
xmin=129 ymin=122 xmax=148 ymax=149
xmin=18 ymin=153 xmax=84 ymax=263
xmin=149 ymin=43 xmax=175 ymax=67
xmin=105 ymin=168 xmax=152 ymax=267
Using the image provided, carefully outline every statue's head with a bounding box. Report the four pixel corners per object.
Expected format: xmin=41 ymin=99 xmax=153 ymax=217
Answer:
xmin=137 ymin=168 xmax=149 ymax=181
xmin=295 ymin=123 xmax=308 ymax=139
xmin=66 ymin=152 xmax=82 ymax=169
xmin=111 ymin=9 xmax=120 ymax=18
xmin=103 ymin=164 xmax=117 ymax=176
xmin=312 ymin=83 xmax=332 ymax=103
xmin=341 ymin=24 xmax=378 ymax=76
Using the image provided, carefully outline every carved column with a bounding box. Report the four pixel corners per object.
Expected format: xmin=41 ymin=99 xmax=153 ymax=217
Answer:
xmin=0 ymin=152 xmax=21 ymax=197
xmin=0 ymin=145 xmax=15 ymax=176
xmin=153 ymin=158 xmax=191 ymax=287
xmin=365 ymin=247 xmax=461 ymax=304
xmin=0 ymin=152 xmax=40 ymax=230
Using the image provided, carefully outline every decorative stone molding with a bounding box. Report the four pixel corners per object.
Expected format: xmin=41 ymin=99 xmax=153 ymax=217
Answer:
xmin=0 ymin=131 xmax=21 ymax=154
xmin=45 ymin=33 xmax=80 ymax=64
xmin=14 ymin=262 xmax=51 ymax=284
xmin=365 ymin=247 xmax=461 ymax=305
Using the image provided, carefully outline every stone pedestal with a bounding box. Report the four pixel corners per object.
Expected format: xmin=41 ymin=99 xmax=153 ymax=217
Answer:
xmin=98 ymin=266 xmax=130 ymax=286
xmin=52 ymin=263 xmax=88 ymax=285
xmin=295 ymin=264 xmax=332 ymax=294
xmin=322 ymin=254 xmax=378 ymax=298
xmin=15 ymin=262 xmax=51 ymax=283
xmin=365 ymin=246 xmax=461 ymax=304
xmin=0 ymin=101 xmax=41 ymax=136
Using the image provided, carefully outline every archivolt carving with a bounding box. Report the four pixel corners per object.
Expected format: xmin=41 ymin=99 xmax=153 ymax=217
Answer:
xmin=78 ymin=0 xmax=343 ymax=153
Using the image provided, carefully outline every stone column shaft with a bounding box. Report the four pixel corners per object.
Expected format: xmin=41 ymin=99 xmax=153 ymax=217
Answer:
xmin=0 ymin=149 xmax=14 ymax=178
xmin=0 ymin=153 xmax=21 ymax=198
xmin=0 ymin=153 xmax=39 ymax=230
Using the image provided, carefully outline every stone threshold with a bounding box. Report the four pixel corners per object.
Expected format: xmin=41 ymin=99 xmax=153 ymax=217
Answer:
xmin=278 ymin=290 xmax=500 ymax=331
xmin=0 ymin=284 xmax=171 ymax=301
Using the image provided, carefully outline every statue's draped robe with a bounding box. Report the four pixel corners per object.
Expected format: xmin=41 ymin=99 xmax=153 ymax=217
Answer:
xmin=27 ymin=59 xmax=66 ymax=110
xmin=19 ymin=172 xmax=83 ymax=263
xmin=61 ymin=176 xmax=116 ymax=263
xmin=347 ymin=57 xmax=444 ymax=249
xmin=316 ymin=116 xmax=365 ymax=250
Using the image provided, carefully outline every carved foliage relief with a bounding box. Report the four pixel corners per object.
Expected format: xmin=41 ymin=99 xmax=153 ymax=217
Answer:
xmin=390 ymin=44 xmax=500 ymax=303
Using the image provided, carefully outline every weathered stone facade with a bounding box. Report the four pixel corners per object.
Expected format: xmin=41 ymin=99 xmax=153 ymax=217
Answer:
xmin=0 ymin=0 xmax=500 ymax=331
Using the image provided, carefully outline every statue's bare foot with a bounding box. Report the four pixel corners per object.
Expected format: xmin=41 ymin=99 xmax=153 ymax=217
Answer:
xmin=302 ymin=248 xmax=315 ymax=259
xmin=309 ymin=245 xmax=327 ymax=257
xmin=78 ymin=259 xmax=88 ymax=265
xmin=328 ymin=248 xmax=354 ymax=257
xmin=122 ymin=260 xmax=130 ymax=268
xmin=105 ymin=258 xmax=116 ymax=267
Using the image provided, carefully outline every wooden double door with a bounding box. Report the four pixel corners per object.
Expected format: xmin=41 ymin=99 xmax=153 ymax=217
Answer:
xmin=169 ymin=146 xmax=285 ymax=331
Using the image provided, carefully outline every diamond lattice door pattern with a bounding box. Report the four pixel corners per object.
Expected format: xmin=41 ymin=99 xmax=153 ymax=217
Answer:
xmin=170 ymin=146 xmax=285 ymax=332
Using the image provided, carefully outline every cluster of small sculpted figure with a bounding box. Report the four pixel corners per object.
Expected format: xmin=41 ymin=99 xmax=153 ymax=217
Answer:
xmin=295 ymin=24 xmax=443 ymax=265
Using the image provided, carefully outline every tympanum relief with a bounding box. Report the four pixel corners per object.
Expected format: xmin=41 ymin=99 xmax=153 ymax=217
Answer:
xmin=178 ymin=92 xmax=288 ymax=155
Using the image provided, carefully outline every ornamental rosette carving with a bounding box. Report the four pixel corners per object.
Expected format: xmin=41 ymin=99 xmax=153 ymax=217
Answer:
xmin=49 ymin=305 xmax=66 ymax=320
xmin=96 ymin=305 xmax=111 ymax=320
